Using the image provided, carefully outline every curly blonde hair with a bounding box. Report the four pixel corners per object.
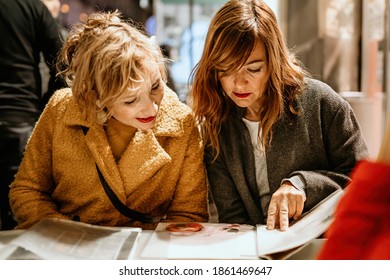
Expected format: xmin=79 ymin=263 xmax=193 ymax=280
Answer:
xmin=57 ymin=11 xmax=167 ymax=124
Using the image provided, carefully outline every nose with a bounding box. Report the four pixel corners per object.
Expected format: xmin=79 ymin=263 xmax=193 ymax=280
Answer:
xmin=233 ymin=71 xmax=248 ymax=88
xmin=140 ymin=94 xmax=158 ymax=116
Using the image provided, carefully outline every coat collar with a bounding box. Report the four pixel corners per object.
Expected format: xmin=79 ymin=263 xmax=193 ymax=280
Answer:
xmin=59 ymin=86 xmax=183 ymax=200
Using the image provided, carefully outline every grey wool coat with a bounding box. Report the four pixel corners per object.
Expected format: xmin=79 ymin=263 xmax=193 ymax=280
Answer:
xmin=205 ymin=78 xmax=369 ymax=226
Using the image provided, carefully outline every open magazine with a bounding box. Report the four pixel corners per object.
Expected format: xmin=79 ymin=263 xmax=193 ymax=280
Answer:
xmin=0 ymin=190 xmax=343 ymax=260
xmin=0 ymin=218 xmax=141 ymax=260
xmin=140 ymin=222 xmax=258 ymax=259
xmin=140 ymin=189 xmax=343 ymax=260
xmin=257 ymin=188 xmax=344 ymax=259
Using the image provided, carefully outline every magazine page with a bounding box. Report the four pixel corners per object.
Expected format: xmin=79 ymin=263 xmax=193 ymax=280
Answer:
xmin=140 ymin=222 xmax=258 ymax=259
xmin=0 ymin=230 xmax=28 ymax=260
xmin=257 ymin=188 xmax=344 ymax=258
xmin=0 ymin=218 xmax=141 ymax=260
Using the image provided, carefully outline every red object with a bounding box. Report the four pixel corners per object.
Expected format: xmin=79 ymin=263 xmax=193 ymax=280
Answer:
xmin=317 ymin=160 xmax=390 ymax=259
xmin=165 ymin=223 xmax=204 ymax=232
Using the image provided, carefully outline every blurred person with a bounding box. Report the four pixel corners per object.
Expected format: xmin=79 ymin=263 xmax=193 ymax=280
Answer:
xmin=190 ymin=0 xmax=368 ymax=231
xmin=41 ymin=0 xmax=60 ymax=19
xmin=40 ymin=0 xmax=67 ymax=40
xmin=9 ymin=11 xmax=209 ymax=230
xmin=0 ymin=0 xmax=65 ymax=230
xmin=317 ymin=115 xmax=390 ymax=260
xmin=40 ymin=0 xmax=68 ymax=97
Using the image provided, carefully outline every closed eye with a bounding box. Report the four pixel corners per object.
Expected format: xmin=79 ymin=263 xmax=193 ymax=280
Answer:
xmin=248 ymin=68 xmax=261 ymax=73
xmin=124 ymin=100 xmax=135 ymax=105
xmin=151 ymin=80 xmax=161 ymax=92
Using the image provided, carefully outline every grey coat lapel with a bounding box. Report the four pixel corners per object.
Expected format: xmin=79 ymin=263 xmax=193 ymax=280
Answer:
xmin=222 ymin=108 xmax=265 ymax=224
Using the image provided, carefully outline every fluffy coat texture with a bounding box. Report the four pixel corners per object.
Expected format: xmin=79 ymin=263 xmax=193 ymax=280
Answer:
xmin=10 ymin=87 xmax=209 ymax=229
xmin=317 ymin=160 xmax=390 ymax=259
xmin=205 ymin=78 xmax=369 ymax=225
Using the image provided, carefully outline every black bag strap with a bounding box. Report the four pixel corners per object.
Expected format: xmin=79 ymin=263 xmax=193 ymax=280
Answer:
xmin=96 ymin=164 xmax=161 ymax=224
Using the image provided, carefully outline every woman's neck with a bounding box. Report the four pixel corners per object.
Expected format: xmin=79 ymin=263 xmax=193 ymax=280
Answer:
xmin=105 ymin=117 xmax=137 ymax=162
xmin=244 ymin=106 xmax=261 ymax=121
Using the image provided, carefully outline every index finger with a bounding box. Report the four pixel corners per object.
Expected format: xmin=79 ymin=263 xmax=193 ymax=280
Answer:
xmin=266 ymin=200 xmax=278 ymax=230
xmin=279 ymin=198 xmax=289 ymax=231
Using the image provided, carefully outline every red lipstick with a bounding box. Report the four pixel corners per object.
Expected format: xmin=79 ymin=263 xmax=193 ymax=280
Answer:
xmin=234 ymin=92 xmax=251 ymax=98
xmin=136 ymin=116 xmax=156 ymax=123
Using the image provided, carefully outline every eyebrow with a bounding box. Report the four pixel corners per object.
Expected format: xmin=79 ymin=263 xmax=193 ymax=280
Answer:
xmin=151 ymin=78 xmax=160 ymax=85
xmin=121 ymin=94 xmax=138 ymax=101
xmin=245 ymin=59 xmax=266 ymax=65
xmin=121 ymin=77 xmax=160 ymax=100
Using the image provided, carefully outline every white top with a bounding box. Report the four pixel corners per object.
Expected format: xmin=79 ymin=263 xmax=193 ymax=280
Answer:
xmin=242 ymin=118 xmax=270 ymax=218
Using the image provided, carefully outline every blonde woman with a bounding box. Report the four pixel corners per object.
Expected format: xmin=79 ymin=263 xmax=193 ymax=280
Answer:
xmin=10 ymin=11 xmax=208 ymax=229
xmin=191 ymin=0 xmax=368 ymax=231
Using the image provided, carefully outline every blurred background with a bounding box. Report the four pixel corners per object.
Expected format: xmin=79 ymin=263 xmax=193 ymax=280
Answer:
xmin=55 ymin=0 xmax=389 ymax=159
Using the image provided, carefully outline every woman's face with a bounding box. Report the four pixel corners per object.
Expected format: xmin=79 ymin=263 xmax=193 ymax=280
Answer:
xmin=218 ymin=40 xmax=269 ymax=118
xmin=110 ymin=61 xmax=164 ymax=131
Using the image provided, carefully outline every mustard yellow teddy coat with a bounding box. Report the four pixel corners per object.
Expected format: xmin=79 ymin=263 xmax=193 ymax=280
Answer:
xmin=9 ymin=87 xmax=209 ymax=229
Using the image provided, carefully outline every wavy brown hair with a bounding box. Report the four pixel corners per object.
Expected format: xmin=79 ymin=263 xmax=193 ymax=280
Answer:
xmin=57 ymin=11 xmax=166 ymax=124
xmin=191 ymin=0 xmax=308 ymax=157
